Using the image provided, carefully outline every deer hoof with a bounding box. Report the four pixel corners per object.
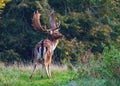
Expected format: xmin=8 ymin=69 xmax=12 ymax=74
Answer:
xmin=29 ymin=75 xmax=32 ymax=79
xmin=48 ymin=76 xmax=51 ymax=79
xmin=41 ymin=75 xmax=44 ymax=79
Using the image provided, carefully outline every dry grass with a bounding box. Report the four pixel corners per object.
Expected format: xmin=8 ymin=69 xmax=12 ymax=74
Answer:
xmin=0 ymin=62 xmax=68 ymax=73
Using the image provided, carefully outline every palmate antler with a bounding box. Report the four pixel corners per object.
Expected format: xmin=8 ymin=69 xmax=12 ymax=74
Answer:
xmin=49 ymin=9 xmax=60 ymax=29
xmin=32 ymin=11 xmax=48 ymax=32
xmin=32 ymin=10 xmax=60 ymax=32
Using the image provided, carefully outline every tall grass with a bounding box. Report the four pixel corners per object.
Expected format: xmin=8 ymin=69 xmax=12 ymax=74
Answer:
xmin=0 ymin=65 xmax=73 ymax=86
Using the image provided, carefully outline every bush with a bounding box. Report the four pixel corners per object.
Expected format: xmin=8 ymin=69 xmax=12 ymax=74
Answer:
xmin=0 ymin=49 xmax=20 ymax=64
xmin=54 ymin=38 xmax=86 ymax=64
xmin=102 ymin=46 xmax=120 ymax=78
xmin=73 ymin=45 xmax=120 ymax=86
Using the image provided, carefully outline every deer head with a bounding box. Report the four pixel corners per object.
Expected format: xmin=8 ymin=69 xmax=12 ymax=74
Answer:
xmin=32 ymin=9 xmax=63 ymax=41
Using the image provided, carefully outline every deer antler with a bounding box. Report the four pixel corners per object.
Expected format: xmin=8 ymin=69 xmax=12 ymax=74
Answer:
xmin=32 ymin=11 xmax=49 ymax=32
xmin=49 ymin=9 xmax=60 ymax=29
xmin=32 ymin=10 xmax=60 ymax=32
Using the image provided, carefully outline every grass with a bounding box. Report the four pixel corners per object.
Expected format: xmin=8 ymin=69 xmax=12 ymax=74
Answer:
xmin=0 ymin=65 xmax=74 ymax=86
xmin=0 ymin=63 xmax=120 ymax=86
xmin=66 ymin=77 xmax=120 ymax=86
xmin=0 ymin=65 xmax=119 ymax=86
xmin=0 ymin=46 xmax=120 ymax=86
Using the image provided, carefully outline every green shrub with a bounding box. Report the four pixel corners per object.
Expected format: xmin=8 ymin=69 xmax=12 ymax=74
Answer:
xmin=73 ymin=45 xmax=120 ymax=86
xmin=102 ymin=46 xmax=120 ymax=78
xmin=0 ymin=49 xmax=20 ymax=63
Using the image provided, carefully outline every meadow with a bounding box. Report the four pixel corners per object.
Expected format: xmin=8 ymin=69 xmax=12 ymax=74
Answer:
xmin=0 ymin=46 xmax=120 ymax=86
xmin=0 ymin=62 xmax=120 ymax=86
xmin=0 ymin=64 xmax=74 ymax=86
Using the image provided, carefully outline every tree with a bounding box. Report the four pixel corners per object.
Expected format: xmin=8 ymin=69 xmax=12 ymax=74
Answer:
xmin=0 ymin=0 xmax=120 ymax=63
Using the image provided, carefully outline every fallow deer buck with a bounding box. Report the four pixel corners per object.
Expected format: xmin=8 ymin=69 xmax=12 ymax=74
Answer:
xmin=29 ymin=10 xmax=63 ymax=79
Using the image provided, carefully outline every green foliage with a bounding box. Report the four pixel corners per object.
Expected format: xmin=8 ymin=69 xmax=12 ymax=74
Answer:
xmin=0 ymin=49 xmax=20 ymax=63
xmin=0 ymin=0 xmax=120 ymax=63
xmin=73 ymin=46 xmax=120 ymax=86
xmin=55 ymin=38 xmax=86 ymax=64
xmin=102 ymin=46 xmax=120 ymax=78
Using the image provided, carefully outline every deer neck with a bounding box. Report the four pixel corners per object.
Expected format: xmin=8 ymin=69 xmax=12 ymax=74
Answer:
xmin=51 ymin=40 xmax=59 ymax=51
xmin=48 ymin=37 xmax=59 ymax=51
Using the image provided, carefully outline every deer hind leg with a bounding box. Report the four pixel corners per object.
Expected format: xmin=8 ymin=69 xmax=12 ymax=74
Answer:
xmin=40 ymin=60 xmax=45 ymax=78
xmin=30 ymin=47 xmax=41 ymax=79
xmin=42 ymin=47 xmax=50 ymax=78
xmin=29 ymin=62 xmax=37 ymax=79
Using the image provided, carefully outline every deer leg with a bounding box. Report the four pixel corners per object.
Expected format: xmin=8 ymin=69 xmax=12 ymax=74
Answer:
xmin=48 ymin=64 xmax=51 ymax=78
xmin=29 ymin=62 xmax=37 ymax=79
xmin=41 ymin=64 xmax=45 ymax=78
xmin=45 ymin=65 xmax=50 ymax=78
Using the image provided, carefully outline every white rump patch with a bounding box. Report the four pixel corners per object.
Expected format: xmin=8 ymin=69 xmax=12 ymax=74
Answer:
xmin=43 ymin=47 xmax=47 ymax=62
xmin=37 ymin=47 xmax=41 ymax=59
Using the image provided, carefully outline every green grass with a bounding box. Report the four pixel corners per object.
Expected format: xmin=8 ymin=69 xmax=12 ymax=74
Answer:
xmin=0 ymin=46 xmax=120 ymax=86
xmin=0 ymin=66 xmax=73 ymax=86
xmin=0 ymin=64 xmax=120 ymax=86
xmin=66 ymin=78 xmax=120 ymax=86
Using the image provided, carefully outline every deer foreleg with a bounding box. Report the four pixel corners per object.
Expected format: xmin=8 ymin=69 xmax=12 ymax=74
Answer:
xmin=45 ymin=65 xmax=50 ymax=78
xmin=48 ymin=64 xmax=51 ymax=78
